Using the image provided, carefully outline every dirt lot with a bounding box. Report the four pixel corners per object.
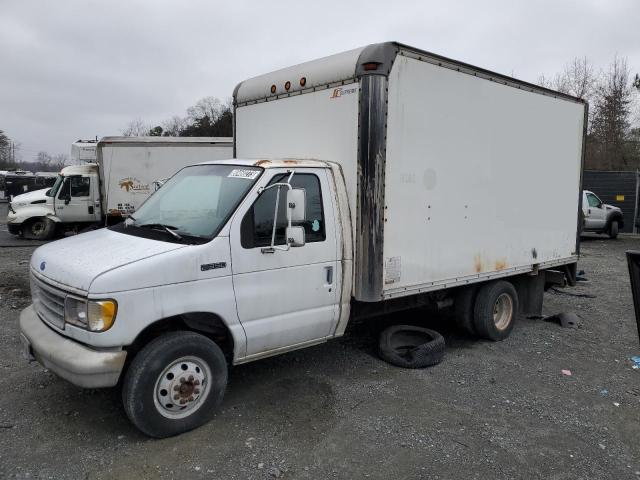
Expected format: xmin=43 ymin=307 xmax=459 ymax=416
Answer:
xmin=1 ymin=203 xmax=640 ymax=479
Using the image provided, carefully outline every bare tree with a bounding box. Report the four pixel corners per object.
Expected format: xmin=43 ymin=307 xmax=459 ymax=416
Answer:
xmin=36 ymin=151 xmax=52 ymax=166
xmin=187 ymin=97 xmax=223 ymax=123
xmin=539 ymin=57 xmax=595 ymax=100
xmin=162 ymin=115 xmax=188 ymax=136
xmin=122 ymin=118 xmax=150 ymax=137
xmin=590 ymin=56 xmax=633 ymax=169
xmin=51 ymin=153 xmax=68 ymax=170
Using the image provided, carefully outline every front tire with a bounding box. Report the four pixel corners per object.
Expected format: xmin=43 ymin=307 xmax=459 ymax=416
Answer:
xmin=473 ymin=280 xmax=518 ymax=341
xmin=24 ymin=217 xmax=55 ymax=240
xmin=609 ymin=220 xmax=619 ymax=239
xmin=122 ymin=331 xmax=228 ymax=438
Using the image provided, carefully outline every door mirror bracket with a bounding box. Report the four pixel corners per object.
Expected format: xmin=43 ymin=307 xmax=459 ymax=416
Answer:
xmin=259 ymin=171 xmax=307 ymax=253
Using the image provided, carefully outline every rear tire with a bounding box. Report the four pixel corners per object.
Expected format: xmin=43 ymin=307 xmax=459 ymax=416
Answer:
xmin=24 ymin=217 xmax=55 ymax=240
xmin=609 ymin=220 xmax=619 ymax=239
xmin=122 ymin=331 xmax=228 ymax=438
xmin=454 ymin=286 xmax=477 ymax=335
xmin=473 ymin=280 xmax=518 ymax=341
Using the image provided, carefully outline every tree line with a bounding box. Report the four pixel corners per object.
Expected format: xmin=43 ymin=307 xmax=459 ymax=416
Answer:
xmin=122 ymin=96 xmax=233 ymax=138
xmin=538 ymin=56 xmax=640 ymax=170
xmin=0 ymin=130 xmax=67 ymax=172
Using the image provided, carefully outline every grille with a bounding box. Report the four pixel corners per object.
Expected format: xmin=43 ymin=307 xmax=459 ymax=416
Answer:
xmin=31 ymin=274 xmax=66 ymax=330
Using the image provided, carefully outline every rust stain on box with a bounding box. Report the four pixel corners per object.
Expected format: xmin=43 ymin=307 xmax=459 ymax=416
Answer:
xmin=474 ymin=254 xmax=483 ymax=273
xmin=495 ymin=258 xmax=508 ymax=271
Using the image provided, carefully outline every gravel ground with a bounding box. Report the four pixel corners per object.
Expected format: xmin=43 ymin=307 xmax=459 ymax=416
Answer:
xmin=1 ymin=205 xmax=640 ymax=479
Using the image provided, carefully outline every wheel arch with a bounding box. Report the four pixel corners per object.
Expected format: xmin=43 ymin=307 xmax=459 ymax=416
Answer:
xmin=126 ymin=312 xmax=236 ymax=363
xmin=606 ymin=210 xmax=623 ymax=226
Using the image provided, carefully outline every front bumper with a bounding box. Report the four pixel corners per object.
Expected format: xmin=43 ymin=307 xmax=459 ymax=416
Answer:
xmin=19 ymin=305 xmax=127 ymax=388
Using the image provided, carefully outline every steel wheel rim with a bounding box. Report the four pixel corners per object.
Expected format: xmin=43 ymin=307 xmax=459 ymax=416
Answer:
xmin=153 ymin=355 xmax=212 ymax=419
xmin=32 ymin=221 xmax=45 ymax=235
xmin=493 ymin=293 xmax=513 ymax=331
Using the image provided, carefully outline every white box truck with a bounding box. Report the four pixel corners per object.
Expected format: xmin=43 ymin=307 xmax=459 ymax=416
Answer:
xmin=7 ymin=136 xmax=233 ymax=239
xmin=19 ymin=42 xmax=586 ymax=437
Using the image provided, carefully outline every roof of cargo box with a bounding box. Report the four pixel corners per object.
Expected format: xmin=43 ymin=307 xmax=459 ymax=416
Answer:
xmin=98 ymin=136 xmax=233 ymax=145
xmin=234 ymin=41 xmax=584 ymax=106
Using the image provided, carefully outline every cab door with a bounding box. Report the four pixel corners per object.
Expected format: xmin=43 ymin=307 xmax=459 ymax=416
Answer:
xmin=584 ymin=192 xmax=607 ymax=230
xmin=54 ymin=175 xmax=94 ymax=222
xmin=229 ymin=168 xmax=339 ymax=359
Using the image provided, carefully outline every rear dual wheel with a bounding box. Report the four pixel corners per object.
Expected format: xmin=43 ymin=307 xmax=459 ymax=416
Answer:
xmin=454 ymin=280 xmax=518 ymax=341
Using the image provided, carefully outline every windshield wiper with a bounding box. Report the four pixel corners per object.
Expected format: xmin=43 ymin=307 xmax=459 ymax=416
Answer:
xmin=137 ymin=223 xmax=183 ymax=240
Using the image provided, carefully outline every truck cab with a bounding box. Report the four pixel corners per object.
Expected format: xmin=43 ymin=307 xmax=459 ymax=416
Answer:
xmin=581 ymin=190 xmax=623 ymax=238
xmin=7 ymin=164 xmax=100 ymax=239
xmin=20 ymin=159 xmax=350 ymax=438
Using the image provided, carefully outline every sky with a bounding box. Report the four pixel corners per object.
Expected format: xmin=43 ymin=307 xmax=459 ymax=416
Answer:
xmin=1 ymin=0 xmax=639 ymax=161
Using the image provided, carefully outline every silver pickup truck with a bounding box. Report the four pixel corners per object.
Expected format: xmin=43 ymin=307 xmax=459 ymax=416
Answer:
xmin=582 ymin=190 xmax=624 ymax=239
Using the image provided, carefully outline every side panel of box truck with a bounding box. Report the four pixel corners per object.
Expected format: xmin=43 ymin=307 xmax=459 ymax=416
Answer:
xmin=381 ymin=55 xmax=585 ymax=296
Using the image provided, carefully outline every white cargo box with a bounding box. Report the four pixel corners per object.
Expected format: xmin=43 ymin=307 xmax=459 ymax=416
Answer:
xmin=97 ymin=136 xmax=233 ymax=217
xmin=234 ymin=42 xmax=585 ymax=302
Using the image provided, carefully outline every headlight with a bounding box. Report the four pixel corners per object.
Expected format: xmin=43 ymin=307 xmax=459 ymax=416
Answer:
xmin=65 ymin=296 xmax=88 ymax=327
xmin=87 ymin=300 xmax=117 ymax=332
xmin=64 ymin=297 xmax=117 ymax=332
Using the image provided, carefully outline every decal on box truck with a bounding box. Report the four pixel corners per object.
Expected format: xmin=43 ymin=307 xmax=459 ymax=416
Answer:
xmin=119 ymin=177 xmax=150 ymax=193
xmin=330 ymin=86 xmax=358 ymax=99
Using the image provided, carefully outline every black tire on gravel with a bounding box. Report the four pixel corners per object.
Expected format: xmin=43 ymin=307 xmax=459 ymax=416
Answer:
xmin=472 ymin=280 xmax=518 ymax=341
xmin=454 ymin=286 xmax=477 ymax=335
xmin=378 ymin=325 xmax=445 ymax=369
xmin=609 ymin=220 xmax=619 ymax=239
xmin=24 ymin=217 xmax=55 ymax=240
xmin=122 ymin=331 xmax=228 ymax=438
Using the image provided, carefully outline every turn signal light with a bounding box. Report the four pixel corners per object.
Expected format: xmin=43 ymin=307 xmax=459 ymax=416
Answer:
xmin=363 ymin=62 xmax=381 ymax=71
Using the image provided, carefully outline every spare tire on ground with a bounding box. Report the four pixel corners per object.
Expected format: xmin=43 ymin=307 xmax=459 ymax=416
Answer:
xmin=378 ymin=325 xmax=445 ymax=369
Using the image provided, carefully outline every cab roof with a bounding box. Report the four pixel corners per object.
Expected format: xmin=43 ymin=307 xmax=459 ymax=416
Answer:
xmin=198 ymin=158 xmax=331 ymax=169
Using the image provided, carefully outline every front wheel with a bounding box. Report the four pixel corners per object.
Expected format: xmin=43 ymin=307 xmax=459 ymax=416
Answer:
xmin=122 ymin=331 xmax=228 ymax=438
xmin=24 ymin=217 xmax=55 ymax=240
xmin=609 ymin=220 xmax=619 ymax=239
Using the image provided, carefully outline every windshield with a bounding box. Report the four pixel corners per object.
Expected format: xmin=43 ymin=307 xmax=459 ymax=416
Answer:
xmin=47 ymin=174 xmax=64 ymax=197
xmin=120 ymin=164 xmax=261 ymax=243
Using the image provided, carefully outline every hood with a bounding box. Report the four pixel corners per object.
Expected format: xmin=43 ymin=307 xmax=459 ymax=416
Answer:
xmin=604 ymin=203 xmax=622 ymax=212
xmin=11 ymin=188 xmax=49 ymax=207
xmin=31 ymin=228 xmax=187 ymax=293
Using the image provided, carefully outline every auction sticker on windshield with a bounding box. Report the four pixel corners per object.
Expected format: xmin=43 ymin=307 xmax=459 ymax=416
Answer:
xmin=228 ymin=169 xmax=260 ymax=180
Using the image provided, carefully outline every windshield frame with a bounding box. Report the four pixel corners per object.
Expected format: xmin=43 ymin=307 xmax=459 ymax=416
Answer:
xmin=111 ymin=164 xmax=264 ymax=245
xmin=47 ymin=174 xmax=64 ymax=198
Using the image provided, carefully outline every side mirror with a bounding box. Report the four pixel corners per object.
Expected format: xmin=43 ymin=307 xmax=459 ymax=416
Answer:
xmin=286 ymin=226 xmax=305 ymax=247
xmin=287 ymin=188 xmax=306 ymax=222
xmin=64 ymin=195 xmax=71 ymax=205
xmin=45 ymin=189 xmax=51 ymax=196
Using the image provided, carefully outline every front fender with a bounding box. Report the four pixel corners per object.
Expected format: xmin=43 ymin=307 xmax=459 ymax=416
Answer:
xmin=7 ymin=205 xmax=59 ymax=225
xmin=606 ymin=211 xmax=624 ymax=230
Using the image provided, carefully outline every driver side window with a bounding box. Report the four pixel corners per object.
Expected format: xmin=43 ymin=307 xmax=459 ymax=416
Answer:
xmin=240 ymin=173 xmax=326 ymax=249
xmin=587 ymin=193 xmax=601 ymax=208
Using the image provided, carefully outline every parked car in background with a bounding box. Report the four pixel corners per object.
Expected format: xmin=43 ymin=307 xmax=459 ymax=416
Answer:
xmin=581 ymin=189 xmax=624 ymax=238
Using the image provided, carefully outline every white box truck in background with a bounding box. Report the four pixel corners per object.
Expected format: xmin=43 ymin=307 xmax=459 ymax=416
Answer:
xmin=7 ymin=136 xmax=233 ymax=238
xmin=19 ymin=42 xmax=585 ymax=437
xmin=71 ymin=139 xmax=98 ymax=164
